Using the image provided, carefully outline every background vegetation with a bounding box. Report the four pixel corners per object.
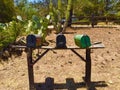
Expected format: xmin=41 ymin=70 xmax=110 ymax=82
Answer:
xmin=0 ymin=0 xmax=120 ymax=57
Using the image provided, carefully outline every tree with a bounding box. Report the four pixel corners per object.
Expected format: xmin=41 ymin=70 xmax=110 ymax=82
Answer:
xmin=15 ymin=0 xmax=39 ymax=20
xmin=73 ymin=0 xmax=93 ymax=16
xmin=62 ymin=0 xmax=73 ymax=32
xmin=0 ymin=0 xmax=15 ymax=22
xmin=49 ymin=0 xmax=63 ymax=33
xmin=114 ymin=0 xmax=120 ymax=20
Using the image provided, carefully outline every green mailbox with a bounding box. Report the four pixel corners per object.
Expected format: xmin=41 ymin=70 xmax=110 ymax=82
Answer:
xmin=74 ymin=34 xmax=91 ymax=48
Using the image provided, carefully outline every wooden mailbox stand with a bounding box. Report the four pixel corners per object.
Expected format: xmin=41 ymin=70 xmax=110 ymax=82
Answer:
xmin=12 ymin=43 xmax=104 ymax=90
xmin=26 ymin=43 xmax=105 ymax=90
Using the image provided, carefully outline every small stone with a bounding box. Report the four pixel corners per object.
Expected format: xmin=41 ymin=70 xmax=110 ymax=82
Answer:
xmin=108 ymin=80 xmax=113 ymax=84
xmin=52 ymin=51 xmax=57 ymax=54
xmin=106 ymin=51 xmax=110 ymax=53
xmin=44 ymin=62 xmax=47 ymax=64
xmin=21 ymin=73 xmax=25 ymax=76
xmin=108 ymin=32 xmax=111 ymax=34
xmin=61 ymin=65 xmax=64 ymax=67
xmin=68 ymin=61 xmax=72 ymax=64
xmin=101 ymin=61 xmax=106 ymax=65
xmin=101 ymin=65 xmax=104 ymax=68
xmin=111 ymin=58 xmax=114 ymax=61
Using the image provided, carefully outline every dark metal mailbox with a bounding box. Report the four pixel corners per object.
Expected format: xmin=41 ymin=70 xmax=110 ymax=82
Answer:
xmin=56 ymin=34 xmax=66 ymax=48
xmin=26 ymin=34 xmax=42 ymax=48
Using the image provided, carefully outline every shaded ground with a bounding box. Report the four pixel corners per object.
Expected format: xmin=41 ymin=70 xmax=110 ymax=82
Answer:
xmin=0 ymin=27 xmax=120 ymax=90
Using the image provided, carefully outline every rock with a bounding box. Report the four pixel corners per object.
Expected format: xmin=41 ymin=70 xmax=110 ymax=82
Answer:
xmin=101 ymin=61 xmax=106 ymax=65
xmin=108 ymin=32 xmax=111 ymax=34
xmin=106 ymin=51 xmax=110 ymax=53
xmin=44 ymin=62 xmax=47 ymax=64
xmin=111 ymin=58 xmax=114 ymax=61
xmin=108 ymin=80 xmax=113 ymax=84
xmin=61 ymin=65 xmax=64 ymax=67
xmin=68 ymin=61 xmax=72 ymax=64
xmin=21 ymin=73 xmax=25 ymax=76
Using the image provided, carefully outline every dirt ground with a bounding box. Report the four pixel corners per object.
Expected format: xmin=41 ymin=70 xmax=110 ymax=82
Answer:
xmin=0 ymin=26 xmax=120 ymax=90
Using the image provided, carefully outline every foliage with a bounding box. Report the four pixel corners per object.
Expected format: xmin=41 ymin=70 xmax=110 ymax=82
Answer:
xmin=15 ymin=2 xmax=38 ymax=20
xmin=62 ymin=0 xmax=73 ymax=32
xmin=25 ymin=15 xmax=50 ymax=42
xmin=0 ymin=21 xmax=24 ymax=50
xmin=0 ymin=0 xmax=16 ymax=22
xmin=0 ymin=14 xmax=50 ymax=51
xmin=1 ymin=0 xmax=120 ymax=51
xmin=115 ymin=11 xmax=120 ymax=24
xmin=73 ymin=0 xmax=93 ymax=16
xmin=49 ymin=0 xmax=63 ymax=33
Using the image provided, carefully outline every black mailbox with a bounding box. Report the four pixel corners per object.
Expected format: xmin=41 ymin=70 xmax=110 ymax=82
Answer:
xmin=56 ymin=34 xmax=66 ymax=48
xmin=26 ymin=34 xmax=42 ymax=48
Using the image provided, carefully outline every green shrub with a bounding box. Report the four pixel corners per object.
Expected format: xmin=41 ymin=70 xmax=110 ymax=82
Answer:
xmin=0 ymin=21 xmax=24 ymax=50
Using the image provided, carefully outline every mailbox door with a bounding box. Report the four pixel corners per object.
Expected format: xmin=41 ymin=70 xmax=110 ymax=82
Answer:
xmin=26 ymin=35 xmax=36 ymax=47
xmin=56 ymin=34 xmax=66 ymax=48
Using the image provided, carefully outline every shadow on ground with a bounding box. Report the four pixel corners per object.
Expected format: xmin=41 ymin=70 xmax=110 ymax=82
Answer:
xmin=35 ymin=77 xmax=108 ymax=90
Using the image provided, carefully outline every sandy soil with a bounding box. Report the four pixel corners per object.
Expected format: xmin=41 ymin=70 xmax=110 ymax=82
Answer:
xmin=0 ymin=26 xmax=120 ymax=90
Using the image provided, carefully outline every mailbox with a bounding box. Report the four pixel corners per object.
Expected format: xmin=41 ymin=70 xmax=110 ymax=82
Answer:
xmin=74 ymin=34 xmax=91 ymax=48
xmin=56 ymin=34 xmax=66 ymax=48
xmin=26 ymin=34 xmax=42 ymax=47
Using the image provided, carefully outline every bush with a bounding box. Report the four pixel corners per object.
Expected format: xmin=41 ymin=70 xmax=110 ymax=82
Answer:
xmin=0 ymin=21 xmax=24 ymax=50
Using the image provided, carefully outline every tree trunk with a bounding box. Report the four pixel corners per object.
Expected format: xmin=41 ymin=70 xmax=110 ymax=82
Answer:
xmin=62 ymin=0 xmax=73 ymax=33
xmin=57 ymin=0 xmax=62 ymax=33
xmin=68 ymin=6 xmax=73 ymax=27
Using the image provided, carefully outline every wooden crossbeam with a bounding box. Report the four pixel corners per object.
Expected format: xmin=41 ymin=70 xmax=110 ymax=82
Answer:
xmin=11 ymin=43 xmax=105 ymax=49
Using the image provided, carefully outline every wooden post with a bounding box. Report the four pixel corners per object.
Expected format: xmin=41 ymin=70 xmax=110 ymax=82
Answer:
xmin=91 ymin=13 xmax=95 ymax=28
xmin=85 ymin=48 xmax=91 ymax=90
xmin=27 ymin=48 xmax=35 ymax=90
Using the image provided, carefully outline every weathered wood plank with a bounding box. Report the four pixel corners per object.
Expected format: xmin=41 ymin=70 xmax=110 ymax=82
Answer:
xmin=11 ymin=43 xmax=105 ymax=49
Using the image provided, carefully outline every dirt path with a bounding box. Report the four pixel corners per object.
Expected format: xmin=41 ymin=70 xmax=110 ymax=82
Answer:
xmin=0 ymin=27 xmax=120 ymax=90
